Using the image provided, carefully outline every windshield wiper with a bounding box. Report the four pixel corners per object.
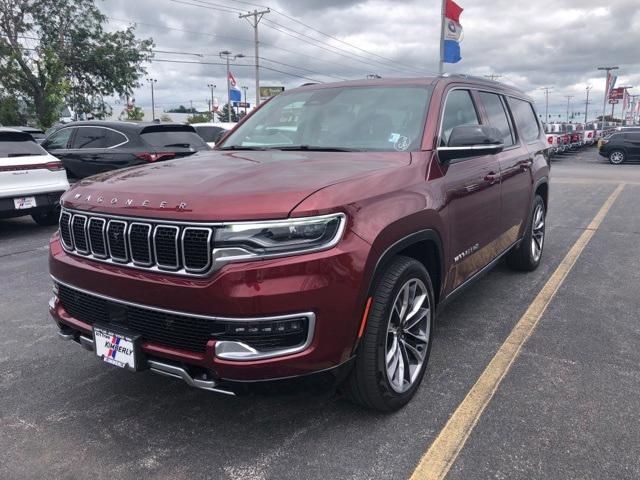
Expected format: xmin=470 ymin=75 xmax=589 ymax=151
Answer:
xmin=163 ymin=143 xmax=191 ymax=148
xmin=7 ymin=153 xmax=42 ymax=157
xmin=218 ymin=145 xmax=269 ymax=150
xmin=267 ymin=145 xmax=364 ymax=152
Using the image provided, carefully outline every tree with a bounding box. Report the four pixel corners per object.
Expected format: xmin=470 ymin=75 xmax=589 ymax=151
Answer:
xmin=187 ymin=112 xmax=213 ymax=124
xmin=216 ymin=103 xmax=239 ymax=122
xmin=0 ymin=95 xmax=28 ymax=125
xmin=125 ymin=106 xmax=144 ymax=121
xmin=167 ymin=105 xmax=196 ymax=114
xmin=0 ymin=0 xmax=153 ymax=127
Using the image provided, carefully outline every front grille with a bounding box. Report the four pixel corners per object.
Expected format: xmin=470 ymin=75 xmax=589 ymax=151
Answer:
xmin=56 ymin=283 xmax=310 ymax=354
xmin=59 ymin=208 xmax=214 ymax=277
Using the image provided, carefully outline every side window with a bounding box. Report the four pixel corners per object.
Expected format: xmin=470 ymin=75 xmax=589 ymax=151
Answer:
xmin=104 ymin=129 xmax=128 ymax=148
xmin=71 ymin=127 xmax=108 ymax=149
xmin=440 ymin=90 xmax=480 ymax=146
xmin=43 ymin=128 xmax=73 ymax=150
xmin=508 ymin=98 xmax=541 ymax=143
xmin=478 ymin=92 xmax=515 ymax=147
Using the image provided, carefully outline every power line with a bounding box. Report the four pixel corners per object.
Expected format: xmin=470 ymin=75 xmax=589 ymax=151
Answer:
xmin=170 ymin=0 xmax=424 ymax=76
xmin=106 ymin=16 xmax=367 ymax=76
xmin=223 ymin=0 xmax=424 ymax=73
xmin=150 ymin=58 xmax=325 ymax=83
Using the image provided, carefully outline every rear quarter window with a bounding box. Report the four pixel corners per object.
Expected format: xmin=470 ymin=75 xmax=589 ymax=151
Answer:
xmin=141 ymin=129 xmax=209 ymax=149
xmin=194 ymin=126 xmax=225 ymax=142
xmin=508 ymin=98 xmax=541 ymax=143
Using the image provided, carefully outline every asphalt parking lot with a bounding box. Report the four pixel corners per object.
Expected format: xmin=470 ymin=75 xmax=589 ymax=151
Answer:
xmin=1 ymin=147 xmax=639 ymax=480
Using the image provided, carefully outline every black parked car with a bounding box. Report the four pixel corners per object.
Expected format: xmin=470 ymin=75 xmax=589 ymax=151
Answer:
xmin=598 ymin=131 xmax=640 ymax=164
xmin=41 ymin=121 xmax=210 ymax=178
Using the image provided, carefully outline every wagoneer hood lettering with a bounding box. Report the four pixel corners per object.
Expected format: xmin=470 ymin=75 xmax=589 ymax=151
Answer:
xmin=61 ymin=150 xmax=410 ymax=221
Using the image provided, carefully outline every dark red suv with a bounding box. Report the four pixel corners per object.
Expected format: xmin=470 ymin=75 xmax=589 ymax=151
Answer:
xmin=49 ymin=75 xmax=549 ymax=411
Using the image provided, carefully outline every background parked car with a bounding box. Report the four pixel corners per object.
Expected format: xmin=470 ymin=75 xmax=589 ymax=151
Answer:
xmin=0 ymin=128 xmax=69 ymax=225
xmin=6 ymin=126 xmax=47 ymax=144
xmin=191 ymin=122 xmax=236 ymax=147
xmin=42 ymin=121 xmax=210 ymax=179
xmin=598 ymin=131 xmax=640 ymax=164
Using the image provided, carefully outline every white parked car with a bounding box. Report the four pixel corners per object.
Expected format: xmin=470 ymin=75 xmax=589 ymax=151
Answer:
xmin=191 ymin=122 xmax=236 ymax=148
xmin=0 ymin=128 xmax=69 ymax=225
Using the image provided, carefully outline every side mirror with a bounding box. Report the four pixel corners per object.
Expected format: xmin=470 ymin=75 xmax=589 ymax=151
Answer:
xmin=437 ymin=125 xmax=504 ymax=162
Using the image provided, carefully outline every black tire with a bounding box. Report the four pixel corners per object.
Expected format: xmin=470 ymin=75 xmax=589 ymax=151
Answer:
xmin=31 ymin=208 xmax=60 ymax=226
xmin=608 ymin=149 xmax=626 ymax=165
xmin=507 ymin=195 xmax=546 ymax=271
xmin=343 ymin=256 xmax=435 ymax=412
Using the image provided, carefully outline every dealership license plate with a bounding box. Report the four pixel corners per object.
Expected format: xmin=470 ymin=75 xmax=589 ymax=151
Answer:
xmin=13 ymin=196 xmax=36 ymax=210
xmin=93 ymin=326 xmax=138 ymax=370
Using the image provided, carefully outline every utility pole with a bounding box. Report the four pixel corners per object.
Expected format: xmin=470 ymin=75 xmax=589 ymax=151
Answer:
xmin=207 ymin=83 xmax=216 ymax=120
xmin=219 ymin=50 xmax=245 ymax=122
xmin=147 ymin=78 xmax=157 ymax=121
xmin=597 ymin=66 xmax=618 ymax=126
xmin=584 ymin=85 xmax=593 ymax=123
xmin=484 ymin=74 xmax=502 ymax=81
xmin=540 ymin=87 xmax=552 ymax=124
xmin=564 ymin=95 xmax=574 ymax=122
xmin=239 ymin=8 xmax=270 ymax=107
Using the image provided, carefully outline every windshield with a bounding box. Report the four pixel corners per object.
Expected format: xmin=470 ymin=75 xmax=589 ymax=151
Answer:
xmin=219 ymin=85 xmax=432 ymax=152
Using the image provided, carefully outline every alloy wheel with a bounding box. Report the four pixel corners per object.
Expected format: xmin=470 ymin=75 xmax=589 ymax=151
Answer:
xmin=385 ymin=278 xmax=431 ymax=393
xmin=610 ymin=151 xmax=625 ymax=164
xmin=531 ymin=202 xmax=545 ymax=262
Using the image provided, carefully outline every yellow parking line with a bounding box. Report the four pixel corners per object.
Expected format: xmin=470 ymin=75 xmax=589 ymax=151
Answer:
xmin=410 ymin=183 xmax=626 ymax=480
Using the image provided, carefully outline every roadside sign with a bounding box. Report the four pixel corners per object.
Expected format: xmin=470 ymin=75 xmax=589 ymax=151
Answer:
xmin=609 ymin=87 xmax=624 ymax=101
xmin=236 ymin=102 xmax=251 ymax=108
xmin=260 ymin=86 xmax=285 ymax=102
xmin=608 ymin=99 xmax=619 ymax=104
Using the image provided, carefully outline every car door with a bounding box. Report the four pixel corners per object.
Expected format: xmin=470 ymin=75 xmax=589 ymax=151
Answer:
xmin=624 ymin=132 xmax=640 ymax=158
xmin=64 ymin=126 xmax=114 ymax=178
xmin=477 ymin=92 xmax=534 ymax=247
xmin=439 ymin=89 xmax=502 ymax=291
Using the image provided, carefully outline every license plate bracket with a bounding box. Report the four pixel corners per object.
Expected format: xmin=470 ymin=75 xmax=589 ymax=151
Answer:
xmin=93 ymin=325 xmax=144 ymax=371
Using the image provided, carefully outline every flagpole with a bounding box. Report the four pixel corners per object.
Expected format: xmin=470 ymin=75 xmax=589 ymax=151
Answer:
xmin=439 ymin=0 xmax=446 ymax=74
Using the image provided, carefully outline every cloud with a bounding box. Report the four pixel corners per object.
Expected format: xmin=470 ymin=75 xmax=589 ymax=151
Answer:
xmin=100 ymin=0 xmax=640 ymax=118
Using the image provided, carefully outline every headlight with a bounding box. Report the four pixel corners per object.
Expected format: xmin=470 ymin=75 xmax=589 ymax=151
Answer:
xmin=212 ymin=213 xmax=346 ymax=267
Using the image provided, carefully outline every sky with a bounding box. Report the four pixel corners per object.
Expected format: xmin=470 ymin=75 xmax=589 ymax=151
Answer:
xmin=101 ymin=0 xmax=640 ymax=120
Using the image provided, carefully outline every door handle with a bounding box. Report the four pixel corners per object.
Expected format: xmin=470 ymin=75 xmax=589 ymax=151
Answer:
xmin=519 ymin=159 xmax=533 ymax=170
xmin=484 ymin=172 xmax=499 ymax=185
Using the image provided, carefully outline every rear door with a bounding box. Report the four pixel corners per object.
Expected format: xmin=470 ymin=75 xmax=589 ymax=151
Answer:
xmin=42 ymin=126 xmax=74 ymax=171
xmin=624 ymin=132 xmax=640 ymax=158
xmin=440 ymin=88 xmax=502 ymax=291
xmin=66 ymin=126 xmax=132 ymax=178
xmin=478 ymin=92 xmax=534 ymax=247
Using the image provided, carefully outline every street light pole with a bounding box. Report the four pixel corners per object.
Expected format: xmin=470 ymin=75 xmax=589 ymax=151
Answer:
xmin=597 ymin=66 xmax=618 ymax=126
xmin=207 ymin=83 xmax=216 ymax=121
xmin=147 ymin=78 xmax=157 ymax=121
xmin=219 ymin=51 xmax=245 ymax=122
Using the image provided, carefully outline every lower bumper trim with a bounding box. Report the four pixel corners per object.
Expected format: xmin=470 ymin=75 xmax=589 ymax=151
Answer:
xmin=58 ymin=328 xmax=236 ymax=396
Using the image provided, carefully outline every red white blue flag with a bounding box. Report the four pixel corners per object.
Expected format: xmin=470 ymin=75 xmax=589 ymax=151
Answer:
xmin=443 ymin=0 xmax=463 ymax=64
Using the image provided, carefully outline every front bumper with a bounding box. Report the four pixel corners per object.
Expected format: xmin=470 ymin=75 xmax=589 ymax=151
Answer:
xmin=49 ymin=228 xmax=370 ymax=383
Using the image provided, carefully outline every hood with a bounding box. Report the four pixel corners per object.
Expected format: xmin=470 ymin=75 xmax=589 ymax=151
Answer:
xmin=61 ymin=149 xmax=410 ymax=221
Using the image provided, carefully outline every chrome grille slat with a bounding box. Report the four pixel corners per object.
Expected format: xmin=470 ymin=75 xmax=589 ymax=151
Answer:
xmin=88 ymin=217 xmax=107 ymax=258
xmin=71 ymin=215 xmax=89 ymax=254
xmin=59 ymin=208 xmax=214 ymax=278
xmin=129 ymin=223 xmax=153 ymax=266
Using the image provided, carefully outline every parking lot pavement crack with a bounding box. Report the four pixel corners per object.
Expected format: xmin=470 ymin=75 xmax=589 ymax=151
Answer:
xmin=0 ymin=244 xmax=49 ymax=259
